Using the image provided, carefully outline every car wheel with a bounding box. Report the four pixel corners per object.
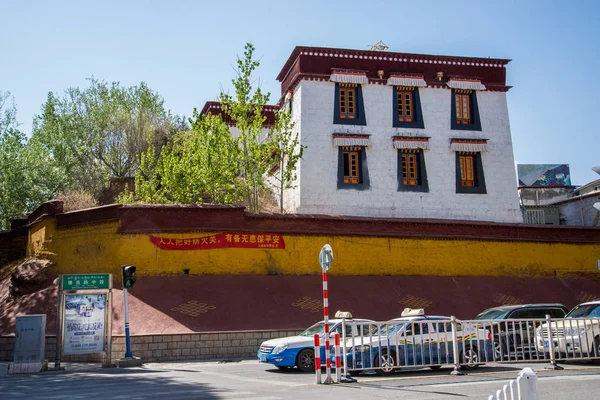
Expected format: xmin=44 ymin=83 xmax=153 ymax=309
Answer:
xmin=374 ymin=351 xmax=396 ymax=376
xmin=593 ymin=336 xmax=600 ymax=359
xmin=429 ymin=365 xmax=442 ymax=371
xmin=493 ymin=338 xmax=507 ymax=361
xmin=296 ymin=349 xmax=315 ymax=372
xmin=460 ymin=346 xmax=479 ymax=370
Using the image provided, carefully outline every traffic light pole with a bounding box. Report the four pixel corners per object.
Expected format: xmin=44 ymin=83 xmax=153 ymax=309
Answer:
xmin=123 ymin=286 xmax=133 ymax=358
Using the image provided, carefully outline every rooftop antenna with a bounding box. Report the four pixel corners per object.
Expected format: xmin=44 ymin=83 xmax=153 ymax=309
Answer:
xmin=368 ymin=40 xmax=389 ymax=51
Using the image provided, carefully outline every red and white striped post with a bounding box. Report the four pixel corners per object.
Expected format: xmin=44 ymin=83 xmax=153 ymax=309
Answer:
xmin=314 ymin=334 xmax=322 ymax=384
xmin=334 ymin=333 xmax=341 ymax=383
xmin=319 ymin=244 xmax=334 ymax=384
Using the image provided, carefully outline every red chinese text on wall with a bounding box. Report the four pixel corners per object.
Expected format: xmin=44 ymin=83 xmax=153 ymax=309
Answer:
xmin=149 ymin=233 xmax=285 ymax=250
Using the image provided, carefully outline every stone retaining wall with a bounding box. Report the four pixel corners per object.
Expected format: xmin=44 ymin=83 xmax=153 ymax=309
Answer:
xmin=0 ymin=329 xmax=302 ymax=363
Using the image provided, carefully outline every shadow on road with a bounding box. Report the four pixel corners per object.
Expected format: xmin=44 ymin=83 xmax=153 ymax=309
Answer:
xmin=1 ymin=368 xmax=224 ymax=400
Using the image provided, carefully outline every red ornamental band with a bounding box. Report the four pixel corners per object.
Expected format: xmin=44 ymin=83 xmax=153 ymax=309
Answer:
xmin=149 ymin=233 xmax=285 ymax=250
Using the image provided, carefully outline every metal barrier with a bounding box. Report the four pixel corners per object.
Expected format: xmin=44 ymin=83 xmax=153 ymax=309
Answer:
xmin=488 ymin=367 xmax=537 ymax=400
xmin=462 ymin=316 xmax=600 ymax=366
xmin=333 ymin=316 xmax=600 ymax=376
xmin=461 ymin=318 xmax=551 ymax=364
xmin=337 ymin=317 xmax=492 ymax=375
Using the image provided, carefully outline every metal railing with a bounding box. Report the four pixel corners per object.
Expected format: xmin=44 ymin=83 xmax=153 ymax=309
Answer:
xmin=337 ymin=318 xmax=491 ymax=374
xmin=524 ymin=210 xmax=545 ymax=224
xmin=332 ymin=316 xmax=600 ymax=376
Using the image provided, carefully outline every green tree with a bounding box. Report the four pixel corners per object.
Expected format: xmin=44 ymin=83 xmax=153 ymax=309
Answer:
xmin=268 ymin=108 xmax=305 ymax=213
xmin=220 ymin=43 xmax=272 ymax=212
xmin=121 ymin=112 xmax=240 ymax=205
xmin=32 ymin=78 xmax=186 ymax=198
xmin=0 ymin=91 xmax=62 ymax=229
xmin=121 ymin=43 xmax=302 ymax=213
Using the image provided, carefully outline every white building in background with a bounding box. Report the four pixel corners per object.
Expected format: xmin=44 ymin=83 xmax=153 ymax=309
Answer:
xmin=203 ymin=45 xmax=523 ymax=224
xmin=517 ymin=164 xmax=600 ymax=226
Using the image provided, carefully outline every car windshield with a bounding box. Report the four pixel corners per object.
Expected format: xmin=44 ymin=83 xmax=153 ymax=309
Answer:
xmin=473 ymin=308 xmax=512 ymax=320
xmin=566 ymin=304 xmax=600 ymax=318
xmin=299 ymin=322 xmax=325 ymax=336
xmin=375 ymin=322 xmax=406 ymax=336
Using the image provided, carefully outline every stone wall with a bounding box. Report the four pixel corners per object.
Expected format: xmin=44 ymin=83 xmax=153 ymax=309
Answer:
xmin=0 ymin=329 xmax=302 ymax=363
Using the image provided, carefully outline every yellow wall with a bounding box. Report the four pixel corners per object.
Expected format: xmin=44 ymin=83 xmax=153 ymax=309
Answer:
xmin=27 ymin=217 xmax=600 ymax=277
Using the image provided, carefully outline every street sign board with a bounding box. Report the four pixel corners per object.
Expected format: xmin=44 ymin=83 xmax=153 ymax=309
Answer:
xmin=62 ymin=274 xmax=110 ymax=290
xmin=319 ymin=244 xmax=333 ymax=272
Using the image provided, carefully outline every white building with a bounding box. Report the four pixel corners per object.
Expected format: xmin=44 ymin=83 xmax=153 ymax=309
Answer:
xmin=204 ymin=46 xmax=524 ymax=224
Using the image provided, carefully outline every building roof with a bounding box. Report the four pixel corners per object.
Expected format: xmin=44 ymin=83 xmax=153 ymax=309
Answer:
xmin=573 ymin=178 xmax=600 ymax=196
xmin=276 ymin=45 xmax=511 ymax=96
xmin=199 ymin=101 xmax=278 ymax=127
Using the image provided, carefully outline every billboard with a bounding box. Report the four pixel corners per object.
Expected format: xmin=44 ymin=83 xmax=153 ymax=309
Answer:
xmin=517 ymin=164 xmax=571 ymax=187
xmin=63 ymin=294 xmax=106 ymax=354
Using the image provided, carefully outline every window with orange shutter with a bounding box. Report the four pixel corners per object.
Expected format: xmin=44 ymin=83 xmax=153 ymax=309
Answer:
xmin=397 ymin=149 xmax=428 ymax=192
xmin=342 ymin=148 xmax=360 ymax=184
xmin=397 ymin=90 xmax=414 ymax=122
xmin=459 ymin=154 xmax=475 ymax=186
xmin=339 ymin=85 xmax=356 ymax=119
xmin=455 ymin=151 xmax=486 ymax=194
xmin=455 ymin=92 xmax=471 ymax=124
xmin=401 ymin=153 xmax=418 ymax=185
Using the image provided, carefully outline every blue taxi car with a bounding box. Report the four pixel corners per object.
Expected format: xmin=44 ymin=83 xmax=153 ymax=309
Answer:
xmin=337 ymin=310 xmax=493 ymax=375
xmin=258 ymin=317 xmax=374 ymax=372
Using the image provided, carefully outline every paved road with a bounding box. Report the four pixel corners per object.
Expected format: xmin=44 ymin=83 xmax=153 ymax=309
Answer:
xmin=1 ymin=360 xmax=599 ymax=399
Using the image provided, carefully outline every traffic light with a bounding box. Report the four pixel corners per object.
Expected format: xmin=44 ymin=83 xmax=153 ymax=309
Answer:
xmin=121 ymin=265 xmax=137 ymax=289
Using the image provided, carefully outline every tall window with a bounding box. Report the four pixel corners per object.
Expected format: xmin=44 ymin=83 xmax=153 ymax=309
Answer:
xmin=397 ymin=149 xmax=428 ymax=192
xmin=397 ymin=90 xmax=413 ymax=122
xmin=451 ymin=89 xmax=481 ymax=131
xmin=342 ymin=147 xmax=360 ymax=184
xmin=334 ymin=83 xmax=366 ymax=125
xmin=339 ymin=84 xmax=356 ymax=120
xmin=338 ymin=145 xmax=370 ymax=190
xmin=455 ymin=91 xmax=471 ymax=124
xmin=401 ymin=153 xmax=418 ymax=185
xmin=459 ymin=154 xmax=475 ymax=186
xmin=455 ymin=152 xmax=486 ymax=194
xmin=393 ymin=87 xmax=424 ymax=128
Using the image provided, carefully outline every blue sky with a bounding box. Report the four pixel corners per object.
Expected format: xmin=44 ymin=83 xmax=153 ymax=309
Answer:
xmin=2 ymin=0 xmax=599 ymax=185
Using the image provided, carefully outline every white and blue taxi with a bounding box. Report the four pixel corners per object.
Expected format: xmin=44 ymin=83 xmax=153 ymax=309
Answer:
xmin=258 ymin=316 xmax=375 ymax=372
xmin=338 ymin=308 xmax=493 ymax=375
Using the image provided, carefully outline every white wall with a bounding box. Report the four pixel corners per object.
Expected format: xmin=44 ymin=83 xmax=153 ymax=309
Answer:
xmin=228 ymin=126 xmax=271 ymax=142
xmin=264 ymin=86 xmax=303 ymax=213
xmin=294 ymin=80 xmax=523 ymax=223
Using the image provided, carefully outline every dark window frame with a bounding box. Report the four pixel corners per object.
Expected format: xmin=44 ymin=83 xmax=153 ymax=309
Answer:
xmin=455 ymin=152 xmax=486 ymax=194
xmin=334 ymin=83 xmax=367 ymax=126
xmin=393 ymin=87 xmax=424 ymax=129
xmin=337 ymin=146 xmax=370 ymax=190
xmin=397 ymin=149 xmax=429 ymax=192
xmin=451 ymin=89 xmax=482 ymax=131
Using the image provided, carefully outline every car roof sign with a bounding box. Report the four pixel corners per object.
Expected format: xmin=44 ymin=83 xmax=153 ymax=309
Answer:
xmin=400 ymin=308 xmax=425 ymax=317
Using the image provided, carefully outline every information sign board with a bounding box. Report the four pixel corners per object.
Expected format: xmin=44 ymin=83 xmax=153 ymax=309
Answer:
xmin=62 ymin=274 xmax=110 ymax=290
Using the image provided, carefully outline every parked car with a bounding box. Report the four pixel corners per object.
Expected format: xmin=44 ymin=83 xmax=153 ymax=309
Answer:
xmin=258 ymin=317 xmax=375 ymax=372
xmin=341 ymin=309 xmax=492 ymax=375
xmin=473 ymin=303 xmax=568 ymax=360
xmin=536 ymin=300 xmax=600 ymax=357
